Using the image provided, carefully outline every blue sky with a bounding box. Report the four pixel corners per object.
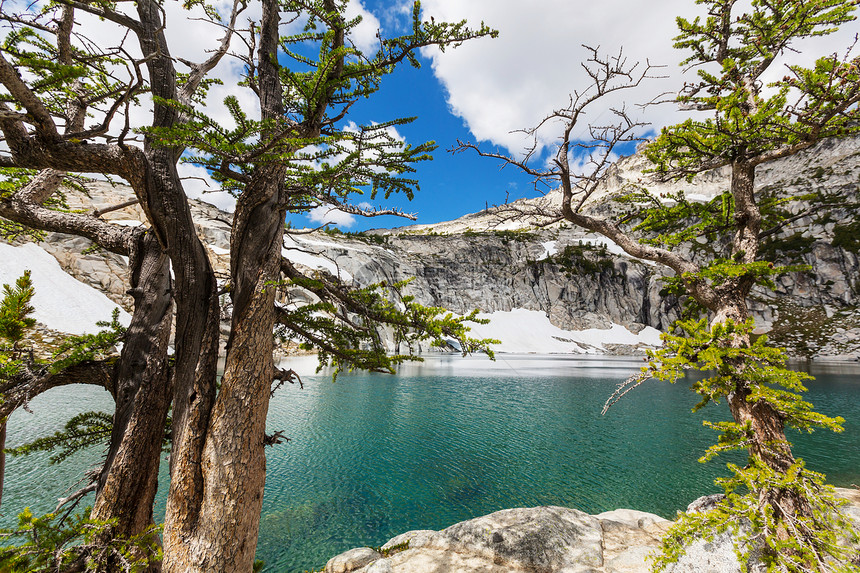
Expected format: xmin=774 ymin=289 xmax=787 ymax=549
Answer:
xmin=27 ymin=0 xmax=854 ymax=231
xmin=274 ymin=0 xmax=859 ymax=232
xmin=287 ymin=52 xmax=544 ymax=232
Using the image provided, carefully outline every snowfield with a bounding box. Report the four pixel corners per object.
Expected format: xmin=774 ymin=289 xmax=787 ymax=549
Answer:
xmin=0 ymin=242 xmax=131 ymax=335
xmin=465 ymin=308 xmax=662 ymax=354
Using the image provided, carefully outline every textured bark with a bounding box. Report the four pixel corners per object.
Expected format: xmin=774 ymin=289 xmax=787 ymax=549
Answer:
xmin=91 ymin=231 xmax=172 ymax=548
xmin=163 ymin=1 xmax=285 ymax=568
xmin=0 ymin=422 xmax=6 ymax=509
xmin=192 ymin=164 xmax=285 ymax=570
xmin=0 ymin=360 xmax=116 ymax=423
xmin=0 ymin=2 xmax=220 ymax=567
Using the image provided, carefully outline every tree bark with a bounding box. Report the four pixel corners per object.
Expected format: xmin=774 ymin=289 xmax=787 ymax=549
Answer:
xmin=127 ymin=3 xmax=223 ymax=567
xmin=0 ymin=167 xmax=174 ymax=549
xmin=715 ymin=159 xmax=808 ymax=543
xmin=162 ymin=0 xmax=285 ymax=568
xmin=91 ymin=230 xmax=172 ymax=553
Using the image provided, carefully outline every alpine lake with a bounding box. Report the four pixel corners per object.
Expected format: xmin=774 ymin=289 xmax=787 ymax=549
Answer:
xmin=3 ymin=354 xmax=860 ymax=572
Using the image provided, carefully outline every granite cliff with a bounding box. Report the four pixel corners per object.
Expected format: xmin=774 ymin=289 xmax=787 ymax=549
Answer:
xmin=4 ymin=135 xmax=860 ymax=358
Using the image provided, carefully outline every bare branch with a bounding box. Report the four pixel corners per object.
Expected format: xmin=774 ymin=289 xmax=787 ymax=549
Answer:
xmin=0 ymin=360 xmax=117 ymax=422
xmin=54 ymin=0 xmax=143 ymax=33
xmin=178 ymin=0 xmax=248 ymax=105
xmin=93 ymin=199 xmax=141 ymax=218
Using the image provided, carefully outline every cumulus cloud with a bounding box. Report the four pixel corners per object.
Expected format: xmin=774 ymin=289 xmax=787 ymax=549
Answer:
xmin=344 ymin=1 xmax=383 ymax=54
xmin=177 ymin=163 xmax=237 ymax=213
xmin=417 ymin=0 xmax=860 ymax=155
xmin=307 ymin=205 xmax=357 ymax=228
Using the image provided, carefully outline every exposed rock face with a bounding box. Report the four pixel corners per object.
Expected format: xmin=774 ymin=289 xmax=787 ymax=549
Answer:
xmin=323 ymin=488 xmax=860 ymax=573
xmin=7 ymin=135 xmax=860 ymax=357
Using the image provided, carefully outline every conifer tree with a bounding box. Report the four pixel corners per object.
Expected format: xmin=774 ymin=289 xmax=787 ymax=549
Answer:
xmin=0 ymin=1 xmax=496 ymax=570
xmin=458 ymin=0 xmax=860 ymax=569
xmin=0 ymin=272 xmax=36 ymax=356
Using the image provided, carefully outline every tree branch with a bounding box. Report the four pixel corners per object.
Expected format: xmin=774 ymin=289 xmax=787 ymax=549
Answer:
xmin=0 ymin=360 xmax=117 ymax=422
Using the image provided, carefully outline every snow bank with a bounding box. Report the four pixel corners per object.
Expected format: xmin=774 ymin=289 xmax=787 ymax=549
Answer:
xmin=465 ymin=308 xmax=662 ymax=354
xmin=0 ymin=242 xmax=131 ymax=335
xmin=540 ymin=240 xmax=558 ymax=259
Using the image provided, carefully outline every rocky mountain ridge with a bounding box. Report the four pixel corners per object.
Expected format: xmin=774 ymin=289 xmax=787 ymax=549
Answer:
xmin=6 ymin=135 xmax=860 ymax=358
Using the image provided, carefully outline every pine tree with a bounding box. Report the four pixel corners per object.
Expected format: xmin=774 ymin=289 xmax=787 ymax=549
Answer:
xmin=0 ymin=271 xmax=36 ymax=358
xmin=458 ymin=0 xmax=860 ymax=569
xmin=0 ymin=1 xmax=496 ymax=570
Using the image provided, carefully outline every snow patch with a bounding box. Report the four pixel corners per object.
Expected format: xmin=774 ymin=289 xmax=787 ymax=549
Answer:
xmin=576 ymin=234 xmax=657 ymax=267
xmin=0 ymin=242 xmax=131 ymax=335
xmin=110 ymin=219 xmax=144 ymax=227
xmin=685 ymin=193 xmax=712 ymax=203
xmin=208 ymin=245 xmax=229 ymax=255
xmin=540 ymin=240 xmax=558 ymax=259
xmin=464 ymin=308 xmax=662 ymax=354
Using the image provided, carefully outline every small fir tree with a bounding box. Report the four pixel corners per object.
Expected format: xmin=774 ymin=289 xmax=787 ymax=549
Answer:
xmin=0 ymin=271 xmax=36 ymax=360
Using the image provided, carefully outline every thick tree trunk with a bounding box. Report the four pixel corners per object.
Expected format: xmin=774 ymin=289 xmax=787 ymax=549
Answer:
xmin=0 ymin=168 xmax=173 ymax=545
xmin=90 ymin=231 xmax=172 ymax=554
xmin=129 ymin=2 xmax=223 ymax=567
xmin=188 ymin=166 xmax=285 ymax=570
xmin=715 ymin=158 xmax=809 ymax=543
xmin=162 ymin=0 xmax=286 ymax=567
xmin=0 ymin=422 xmax=5 ymax=509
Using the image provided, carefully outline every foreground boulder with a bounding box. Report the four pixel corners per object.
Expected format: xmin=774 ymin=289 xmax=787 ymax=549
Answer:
xmin=325 ymin=506 xmax=671 ymax=573
xmin=324 ymin=488 xmax=860 ymax=573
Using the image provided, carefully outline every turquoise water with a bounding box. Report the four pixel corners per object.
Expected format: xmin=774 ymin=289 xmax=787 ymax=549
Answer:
xmin=3 ymin=355 xmax=859 ymax=572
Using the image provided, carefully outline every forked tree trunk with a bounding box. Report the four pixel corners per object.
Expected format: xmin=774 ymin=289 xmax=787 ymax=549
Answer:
xmin=160 ymin=0 xmax=284 ymax=569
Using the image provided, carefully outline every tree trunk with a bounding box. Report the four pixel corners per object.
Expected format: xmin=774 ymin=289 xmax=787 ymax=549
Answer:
xmin=715 ymin=158 xmax=809 ymax=543
xmin=129 ymin=3 xmax=223 ymax=567
xmin=0 ymin=422 xmax=5 ymax=509
xmin=161 ymin=0 xmax=286 ymax=567
xmin=90 ymin=231 xmax=172 ymax=558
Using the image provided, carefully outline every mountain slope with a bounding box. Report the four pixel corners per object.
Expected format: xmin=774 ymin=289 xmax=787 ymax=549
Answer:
xmin=3 ymin=135 xmax=859 ymax=358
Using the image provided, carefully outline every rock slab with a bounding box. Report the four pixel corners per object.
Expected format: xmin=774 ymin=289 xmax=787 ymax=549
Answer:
xmin=324 ymin=488 xmax=860 ymax=573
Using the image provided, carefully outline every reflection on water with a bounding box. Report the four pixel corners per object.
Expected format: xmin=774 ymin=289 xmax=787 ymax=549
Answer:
xmin=3 ymin=355 xmax=859 ymax=573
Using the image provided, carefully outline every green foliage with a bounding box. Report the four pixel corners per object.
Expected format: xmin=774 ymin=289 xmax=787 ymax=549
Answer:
xmin=758 ymin=233 xmax=816 ymax=262
xmin=5 ymin=411 xmax=113 ymax=464
xmin=0 ymin=272 xmax=36 ymax=352
xmin=652 ymin=460 xmax=858 ymax=572
xmin=143 ymin=0 xmax=495 ymax=203
xmin=545 ymin=244 xmax=617 ymax=278
xmin=0 ymin=508 xmax=161 ymax=572
xmin=630 ymin=318 xmax=855 ymax=571
xmin=462 ymin=229 xmax=537 ymax=244
xmin=646 ymin=0 xmax=859 ymax=177
xmin=617 ymin=188 xmax=735 ymax=253
xmin=832 ymin=219 xmax=860 ymax=254
xmin=367 ymin=541 xmax=409 ymax=557
xmin=49 ymin=308 xmax=125 ymax=374
xmin=644 ymin=319 xmax=843 ymax=429
xmin=275 ymin=276 xmax=497 ymax=379
xmin=1 ymin=23 xmax=140 ymax=127
xmin=321 ymin=227 xmax=389 ymax=245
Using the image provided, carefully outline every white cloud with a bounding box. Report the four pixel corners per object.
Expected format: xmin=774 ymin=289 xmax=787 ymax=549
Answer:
xmin=177 ymin=163 xmax=237 ymax=213
xmin=417 ymin=0 xmax=860 ymax=155
xmin=344 ymin=1 xmax=383 ymax=54
xmin=307 ymin=205 xmax=357 ymax=227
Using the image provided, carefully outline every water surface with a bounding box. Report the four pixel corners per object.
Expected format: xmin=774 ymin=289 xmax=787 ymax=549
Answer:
xmin=3 ymin=355 xmax=859 ymax=572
